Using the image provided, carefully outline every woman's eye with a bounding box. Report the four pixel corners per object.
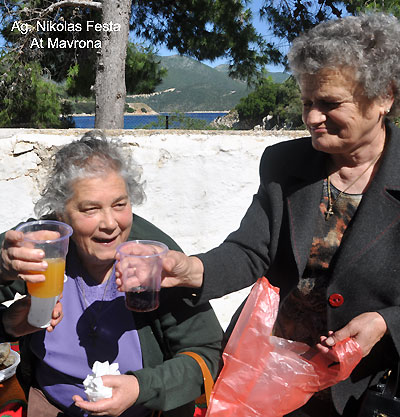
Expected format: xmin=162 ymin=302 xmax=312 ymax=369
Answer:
xmin=82 ymin=207 xmax=97 ymax=214
xmin=302 ymin=101 xmax=341 ymax=111
xmin=322 ymin=101 xmax=341 ymax=109
xmin=114 ymin=203 xmax=127 ymax=210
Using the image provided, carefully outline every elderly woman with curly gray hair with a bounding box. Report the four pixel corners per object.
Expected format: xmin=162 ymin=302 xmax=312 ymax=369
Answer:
xmin=0 ymin=131 xmax=223 ymax=417
xmin=160 ymin=12 xmax=400 ymax=416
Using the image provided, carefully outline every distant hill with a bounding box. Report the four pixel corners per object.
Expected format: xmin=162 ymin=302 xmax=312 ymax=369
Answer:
xmin=126 ymin=55 xmax=290 ymax=113
xmin=214 ymin=63 xmax=289 ymax=84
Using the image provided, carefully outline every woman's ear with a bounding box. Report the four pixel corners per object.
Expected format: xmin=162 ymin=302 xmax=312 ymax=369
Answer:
xmin=379 ymin=88 xmax=395 ymax=116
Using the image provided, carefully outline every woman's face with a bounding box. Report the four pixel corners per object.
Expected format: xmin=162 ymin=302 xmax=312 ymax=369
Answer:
xmin=300 ymin=68 xmax=392 ymax=155
xmin=61 ymin=170 xmax=132 ymax=273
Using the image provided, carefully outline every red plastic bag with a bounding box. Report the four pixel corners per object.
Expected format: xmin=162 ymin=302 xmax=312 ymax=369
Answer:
xmin=206 ymin=277 xmax=362 ymax=417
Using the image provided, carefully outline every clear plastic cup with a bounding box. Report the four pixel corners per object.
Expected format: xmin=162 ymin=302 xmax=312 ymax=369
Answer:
xmin=116 ymin=240 xmax=168 ymax=312
xmin=16 ymin=220 xmax=73 ymax=327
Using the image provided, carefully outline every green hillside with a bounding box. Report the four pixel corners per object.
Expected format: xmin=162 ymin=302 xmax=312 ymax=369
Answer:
xmin=126 ymin=55 xmax=289 ymax=112
xmin=214 ymin=64 xmax=289 ymax=84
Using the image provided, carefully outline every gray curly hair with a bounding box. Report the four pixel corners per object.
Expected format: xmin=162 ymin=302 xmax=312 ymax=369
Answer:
xmin=288 ymin=13 xmax=400 ymax=117
xmin=35 ymin=130 xmax=146 ymax=218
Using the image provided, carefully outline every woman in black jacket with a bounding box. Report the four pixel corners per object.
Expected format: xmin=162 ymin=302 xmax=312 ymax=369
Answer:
xmin=160 ymin=13 xmax=400 ymax=416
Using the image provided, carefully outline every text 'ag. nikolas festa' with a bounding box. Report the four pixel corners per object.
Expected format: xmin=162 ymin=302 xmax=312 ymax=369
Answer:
xmin=11 ymin=20 xmax=121 ymax=49
xmin=11 ymin=20 xmax=121 ymax=34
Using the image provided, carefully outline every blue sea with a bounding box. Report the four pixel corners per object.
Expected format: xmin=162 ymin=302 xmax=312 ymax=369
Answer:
xmin=73 ymin=112 xmax=228 ymax=129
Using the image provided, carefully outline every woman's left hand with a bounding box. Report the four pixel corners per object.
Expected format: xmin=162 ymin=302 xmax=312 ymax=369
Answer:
xmin=73 ymin=374 xmax=139 ymax=416
xmin=2 ymin=296 xmax=63 ymax=337
xmin=318 ymin=312 xmax=387 ymax=357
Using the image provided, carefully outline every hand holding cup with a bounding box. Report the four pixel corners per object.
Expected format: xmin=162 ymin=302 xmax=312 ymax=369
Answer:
xmin=116 ymin=240 xmax=168 ymax=312
xmin=14 ymin=220 xmax=72 ymax=328
xmin=0 ymin=229 xmax=48 ymax=284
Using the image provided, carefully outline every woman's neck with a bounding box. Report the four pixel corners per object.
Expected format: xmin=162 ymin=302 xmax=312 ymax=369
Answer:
xmin=81 ymin=260 xmax=114 ymax=284
xmin=70 ymin=240 xmax=114 ymax=284
xmin=328 ymin=131 xmax=386 ymax=194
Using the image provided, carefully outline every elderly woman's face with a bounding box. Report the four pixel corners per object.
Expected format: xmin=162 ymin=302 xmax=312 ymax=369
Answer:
xmin=61 ymin=170 xmax=132 ymax=271
xmin=300 ymin=68 xmax=391 ymax=155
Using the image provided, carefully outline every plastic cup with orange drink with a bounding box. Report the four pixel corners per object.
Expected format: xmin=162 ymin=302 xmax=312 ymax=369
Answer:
xmin=16 ymin=220 xmax=73 ymax=328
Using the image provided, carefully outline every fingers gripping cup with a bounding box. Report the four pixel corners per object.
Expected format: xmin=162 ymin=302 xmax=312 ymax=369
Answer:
xmin=16 ymin=220 xmax=73 ymax=328
xmin=116 ymin=240 xmax=168 ymax=312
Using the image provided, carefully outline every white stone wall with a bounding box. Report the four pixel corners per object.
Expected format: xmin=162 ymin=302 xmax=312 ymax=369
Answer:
xmin=0 ymin=128 xmax=306 ymax=329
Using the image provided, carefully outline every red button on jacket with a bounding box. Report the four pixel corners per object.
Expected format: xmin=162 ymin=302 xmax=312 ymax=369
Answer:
xmin=328 ymin=293 xmax=344 ymax=307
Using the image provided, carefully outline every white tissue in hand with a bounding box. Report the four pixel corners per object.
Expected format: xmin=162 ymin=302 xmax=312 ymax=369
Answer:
xmin=83 ymin=361 xmax=120 ymax=402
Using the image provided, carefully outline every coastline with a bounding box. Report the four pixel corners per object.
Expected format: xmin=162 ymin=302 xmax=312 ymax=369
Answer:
xmin=71 ymin=113 xmax=159 ymax=116
xmin=72 ymin=110 xmax=229 ymax=117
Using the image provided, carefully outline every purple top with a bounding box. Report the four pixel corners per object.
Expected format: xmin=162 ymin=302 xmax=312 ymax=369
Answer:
xmin=30 ymin=250 xmax=151 ymax=417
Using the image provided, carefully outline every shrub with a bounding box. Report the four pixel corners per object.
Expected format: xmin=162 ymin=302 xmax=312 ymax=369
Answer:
xmin=0 ymin=56 xmax=73 ymax=128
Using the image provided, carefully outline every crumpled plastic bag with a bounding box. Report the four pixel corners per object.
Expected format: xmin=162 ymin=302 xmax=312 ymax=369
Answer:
xmin=206 ymin=277 xmax=362 ymax=417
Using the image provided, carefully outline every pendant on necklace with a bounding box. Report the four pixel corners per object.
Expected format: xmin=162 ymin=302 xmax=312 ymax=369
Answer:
xmin=325 ymin=206 xmax=334 ymax=220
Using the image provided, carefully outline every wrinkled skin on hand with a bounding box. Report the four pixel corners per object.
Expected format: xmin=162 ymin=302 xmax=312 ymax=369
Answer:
xmin=115 ymin=250 xmax=204 ymax=291
xmin=318 ymin=312 xmax=387 ymax=358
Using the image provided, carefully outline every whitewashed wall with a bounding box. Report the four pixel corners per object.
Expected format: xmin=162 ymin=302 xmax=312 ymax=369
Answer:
xmin=0 ymin=128 xmax=306 ymax=329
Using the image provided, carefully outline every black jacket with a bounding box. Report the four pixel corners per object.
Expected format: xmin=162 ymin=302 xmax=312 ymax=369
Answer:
xmin=197 ymin=122 xmax=400 ymax=414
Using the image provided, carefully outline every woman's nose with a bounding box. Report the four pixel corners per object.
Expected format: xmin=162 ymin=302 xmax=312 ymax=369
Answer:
xmin=304 ymin=106 xmax=327 ymax=125
xmin=99 ymin=211 xmax=117 ymax=230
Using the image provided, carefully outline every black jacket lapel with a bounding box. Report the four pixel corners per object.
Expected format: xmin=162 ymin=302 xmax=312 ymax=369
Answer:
xmin=330 ymin=123 xmax=400 ymax=277
xmin=286 ymin=144 xmax=327 ymax=276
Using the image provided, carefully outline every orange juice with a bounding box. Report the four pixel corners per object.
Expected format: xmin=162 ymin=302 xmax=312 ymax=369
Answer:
xmin=26 ymin=258 xmax=66 ymax=298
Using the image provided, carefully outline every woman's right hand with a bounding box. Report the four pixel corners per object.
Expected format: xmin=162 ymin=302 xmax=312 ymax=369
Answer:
xmin=318 ymin=312 xmax=387 ymax=358
xmin=0 ymin=230 xmax=47 ymax=284
xmin=114 ymin=250 xmax=204 ymax=290
xmin=161 ymin=251 xmax=204 ymax=288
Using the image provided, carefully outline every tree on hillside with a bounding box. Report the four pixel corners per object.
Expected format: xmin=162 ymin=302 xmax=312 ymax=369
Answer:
xmin=236 ymin=76 xmax=303 ymax=129
xmin=125 ymin=44 xmax=167 ymax=95
xmin=1 ymin=0 xmax=280 ymax=128
xmin=236 ymin=77 xmax=278 ymax=124
xmin=273 ymin=76 xmax=303 ymax=128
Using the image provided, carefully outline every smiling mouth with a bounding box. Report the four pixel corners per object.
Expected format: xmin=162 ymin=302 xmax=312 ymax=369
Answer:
xmin=92 ymin=236 xmax=118 ymax=245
